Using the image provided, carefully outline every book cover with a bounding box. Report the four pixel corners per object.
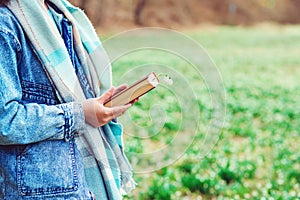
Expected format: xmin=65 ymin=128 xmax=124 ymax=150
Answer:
xmin=104 ymin=72 xmax=159 ymax=107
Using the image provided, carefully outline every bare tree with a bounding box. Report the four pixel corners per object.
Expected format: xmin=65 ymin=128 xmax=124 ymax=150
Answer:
xmin=79 ymin=0 xmax=89 ymax=15
xmin=134 ymin=0 xmax=147 ymax=25
xmin=95 ymin=0 xmax=104 ymax=26
xmin=78 ymin=0 xmax=87 ymax=9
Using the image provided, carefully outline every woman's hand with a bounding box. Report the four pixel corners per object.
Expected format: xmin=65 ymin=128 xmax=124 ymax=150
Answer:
xmin=81 ymin=86 xmax=132 ymax=128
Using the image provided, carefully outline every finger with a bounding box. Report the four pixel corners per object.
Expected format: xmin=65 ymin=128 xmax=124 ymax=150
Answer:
xmin=130 ymin=97 xmax=139 ymax=105
xmin=98 ymin=87 xmax=115 ymax=103
xmin=111 ymin=103 xmax=131 ymax=118
xmin=113 ymin=84 xmax=128 ymax=96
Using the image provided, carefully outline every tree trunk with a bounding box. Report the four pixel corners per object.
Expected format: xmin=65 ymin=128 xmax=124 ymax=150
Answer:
xmin=134 ymin=0 xmax=147 ymax=25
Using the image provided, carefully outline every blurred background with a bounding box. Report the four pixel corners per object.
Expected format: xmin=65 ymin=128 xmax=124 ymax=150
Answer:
xmin=69 ymin=0 xmax=300 ymax=199
xmin=70 ymin=0 xmax=300 ymax=31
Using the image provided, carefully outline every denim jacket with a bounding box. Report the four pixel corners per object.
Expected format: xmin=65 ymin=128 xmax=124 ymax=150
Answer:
xmin=0 ymin=6 xmax=94 ymax=199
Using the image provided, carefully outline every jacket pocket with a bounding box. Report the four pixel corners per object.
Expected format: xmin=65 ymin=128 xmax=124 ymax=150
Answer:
xmin=17 ymin=139 xmax=78 ymax=196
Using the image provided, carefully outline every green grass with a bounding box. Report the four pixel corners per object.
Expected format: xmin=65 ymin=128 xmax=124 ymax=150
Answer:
xmin=104 ymin=24 xmax=300 ymax=199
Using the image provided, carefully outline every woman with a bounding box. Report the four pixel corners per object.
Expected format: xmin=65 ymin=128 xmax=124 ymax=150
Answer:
xmin=0 ymin=0 xmax=135 ymax=199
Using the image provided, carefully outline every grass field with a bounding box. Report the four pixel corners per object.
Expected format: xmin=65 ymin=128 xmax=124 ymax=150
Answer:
xmin=105 ymin=24 xmax=300 ymax=199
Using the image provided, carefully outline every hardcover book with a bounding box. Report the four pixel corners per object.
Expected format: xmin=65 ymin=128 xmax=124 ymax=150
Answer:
xmin=104 ymin=72 xmax=159 ymax=107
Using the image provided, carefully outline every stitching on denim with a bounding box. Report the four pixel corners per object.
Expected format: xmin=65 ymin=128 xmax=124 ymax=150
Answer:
xmin=21 ymin=80 xmax=58 ymax=105
xmin=69 ymin=138 xmax=79 ymax=192
xmin=62 ymin=104 xmax=72 ymax=141
xmin=16 ymin=141 xmax=79 ymax=196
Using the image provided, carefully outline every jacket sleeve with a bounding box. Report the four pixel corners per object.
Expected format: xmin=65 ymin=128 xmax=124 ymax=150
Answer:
xmin=0 ymin=29 xmax=85 ymax=145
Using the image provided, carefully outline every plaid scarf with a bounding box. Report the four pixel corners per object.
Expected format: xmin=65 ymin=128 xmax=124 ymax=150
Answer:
xmin=7 ymin=0 xmax=135 ymax=199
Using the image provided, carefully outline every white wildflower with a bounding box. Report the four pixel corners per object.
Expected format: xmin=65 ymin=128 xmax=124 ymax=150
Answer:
xmin=163 ymin=75 xmax=173 ymax=85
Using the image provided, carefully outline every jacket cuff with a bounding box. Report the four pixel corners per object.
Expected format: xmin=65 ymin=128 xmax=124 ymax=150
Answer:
xmin=60 ymin=102 xmax=85 ymax=141
xmin=71 ymin=102 xmax=85 ymax=134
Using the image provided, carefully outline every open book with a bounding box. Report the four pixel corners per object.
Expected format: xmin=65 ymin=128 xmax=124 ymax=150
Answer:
xmin=104 ymin=72 xmax=159 ymax=107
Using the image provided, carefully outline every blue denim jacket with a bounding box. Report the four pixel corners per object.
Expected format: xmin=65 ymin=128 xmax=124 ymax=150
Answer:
xmin=0 ymin=6 xmax=94 ymax=199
